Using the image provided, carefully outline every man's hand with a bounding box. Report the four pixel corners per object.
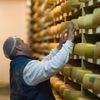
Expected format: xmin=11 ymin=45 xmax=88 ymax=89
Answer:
xmin=57 ymin=21 xmax=75 ymax=50
xmin=67 ymin=22 xmax=75 ymax=42
xmin=57 ymin=29 xmax=67 ymax=50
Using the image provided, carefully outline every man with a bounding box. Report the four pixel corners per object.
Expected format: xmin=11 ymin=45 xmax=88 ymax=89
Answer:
xmin=3 ymin=22 xmax=75 ymax=100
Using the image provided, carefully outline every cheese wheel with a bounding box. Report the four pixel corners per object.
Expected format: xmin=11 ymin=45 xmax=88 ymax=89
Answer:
xmin=71 ymin=67 xmax=81 ymax=81
xmin=93 ymin=77 xmax=100 ymax=93
xmin=94 ymin=42 xmax=100 ymax=58
xmin=59 ymin=84 xmax=68 ymax=96
xmin=93 ymin=8 xmax=100 ymax=27
xmin=62 ymin=67 xmax=72 ymax=77
xmin=48 ymin=43 xmax=58 ymax=50
xmin=83 ymin=74 xmax=100 ymax=89
xmin=61 ymin=1 xmax=72 ymax=13
xmin=85 ymin=44 xmax=95 ymax=58
xmin=54 ymin=81 xmax=64 ymax=92
xmin=78 ymin=16 xmax=85 ymax=29
xmin=74 ymin=43 xmax=86 ymax=56
xmin=47 ymin=10 xmax=54 ymax=21
xmin=72 ymin=19 xmax=79 ymax=30
xmin=74 ymin=43 xmax=95 ymax=58
xmin=54 ymin=6 xmax=62 ymax=17
xmin=76 ymin=70 xmax=92 ymax=83
xmin=60 ymin=21 xmax=69 ymax=32
xmin=63 ymin=90 xmax=81 ymax=100
xmin=48 ymin=0 xmax=56 ymax=4
xmin=84 ymin=14 xmax=94 ymax=29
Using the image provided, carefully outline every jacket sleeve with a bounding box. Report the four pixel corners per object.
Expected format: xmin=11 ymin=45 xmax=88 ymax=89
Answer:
xmin=42 ymin=48 xmax=59 ymax=61
xmin=23 ymin=40 xmax=73 ymax=86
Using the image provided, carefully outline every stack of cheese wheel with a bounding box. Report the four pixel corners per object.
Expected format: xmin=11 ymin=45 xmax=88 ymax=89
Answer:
xmin=47 ymin=43 xmax=58 ymax=50
xmin=93 ymin=8 xmax=100 ymax=27
xmin=75 ymin=69 xmax=92 ymax=83
xmin=94 ymin=42 xmax=100 ymax=59
xmin=83 ymin=74 xmax=100 ymax=89
xmin=61 ymin=1 xmax=73 ymax=13
xmin=70 ymin=67 xmax=81 ymax=81
xmin=62 ymin=66 xmax=72 ymax=78
xmin=93 ymin=77 xmax=100 ymax=94
xmin=63 ymin=89 xmax=81 ymax=100
xmin=74 ymin=43 xmax=86 ymax=56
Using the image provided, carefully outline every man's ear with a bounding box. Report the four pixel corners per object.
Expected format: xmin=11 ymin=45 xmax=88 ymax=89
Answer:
xmin=15 ymin=45 xmax=22 ymax=51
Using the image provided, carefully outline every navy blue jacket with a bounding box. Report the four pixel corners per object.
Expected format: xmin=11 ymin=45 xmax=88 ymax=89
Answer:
xmin=10 ymin=55 xmax=55 ymax=100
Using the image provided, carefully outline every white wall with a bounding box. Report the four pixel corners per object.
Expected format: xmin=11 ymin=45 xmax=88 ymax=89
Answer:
xmin=0 ymin=0 xmax=27 ymax=83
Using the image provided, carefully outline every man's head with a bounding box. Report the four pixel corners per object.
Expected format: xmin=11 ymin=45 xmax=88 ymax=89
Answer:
xmin=3 ymin=37 xmax=32 ymax=60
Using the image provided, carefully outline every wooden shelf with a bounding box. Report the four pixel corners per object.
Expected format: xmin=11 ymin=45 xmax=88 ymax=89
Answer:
xmin=83 ymin=88 xmax=100 ymax=100
xmin=83 ymin=57 xmax=100 ymax=66
xmin=83 ymin=33 xmax=100 ymax=44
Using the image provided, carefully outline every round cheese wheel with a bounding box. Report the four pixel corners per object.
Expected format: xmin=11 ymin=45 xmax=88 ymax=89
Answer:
xmin=74 ymin=43 xmax=86 ymax=56
xmin=76 ymin=70 xmax=92 ymax=83
xmin=74 ymin=43 xmax=95 ymax=58
xmin=60 ymin=21 xmax=69 ymax=32
xmin=47 ymin=43 xmax=58 ymax=50
xmin=48 ymin=0 xmax=56 ymax=4
xmin=61 ymin=1 xmax=72 ymax=13
xmin=54 ymin=5 xmax=62 ymax=17
xmin=62 ymin=67 xmax=72 ymax=77
xmin=72 ymin=19 xmax=79 ymax=30
xmin=85 ymin=44 xmax=95 ymax=58
xmin=93 ymin=8 xmax=100 ymax=27
xmin=78 ymin=16 xmax=85 ymax=29
xmin=83 ymin=74 xmax=100 ymax=89
xmin=93 ymin=77 xmax=100 ymax=93
xmin=63 ymin=89 xmax=81 ymax=100
xmin=54 ymin=81 xmax=64 ymax=92
xmin=84 ymin=14 xmax=94 ymax=29
xmin=59 ymin=84 xmax=68 ymax=96
xmin=94 ymin=42 xmax=100 ymax=59
xmin=71 ymin=67 xmax=81 ymax=81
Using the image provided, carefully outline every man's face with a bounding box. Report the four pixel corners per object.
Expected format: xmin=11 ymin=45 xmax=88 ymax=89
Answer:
xmin=16 ymin=38 xmax=32 ymax=55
